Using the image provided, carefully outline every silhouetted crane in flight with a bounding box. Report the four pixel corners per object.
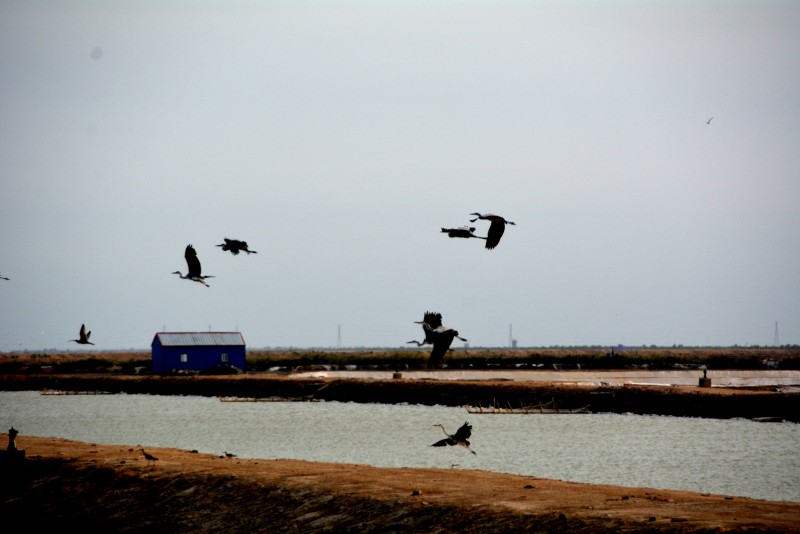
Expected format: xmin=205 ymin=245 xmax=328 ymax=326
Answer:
xmin=432 ymin=422 xmax=476 ymax=455
xmin=441 ymin=226 xmax=486 ymax=241
xmin=427 ymin=324 xmax=467 ymax=369
xmin=217 ymin=238 xmax=257 ymax=255
xmin=140 ymin=448 xmax=158 ymax=466
xmin=173 ymin=245 xmax=214 ymax=287
xmin=407 ymin=311 xmax=443 ymax=347
xmin=0 ymin=274 xmax=8 ymax=281
xmin=70 ymin=323 xmax=94 ymax=345
xmin=706 ymin=116 xmax=713 ymax=124
xmin=408 ymin=311 xmax=466 ymax=368
xmin=469 ymin=213 xmax=515 ymax=250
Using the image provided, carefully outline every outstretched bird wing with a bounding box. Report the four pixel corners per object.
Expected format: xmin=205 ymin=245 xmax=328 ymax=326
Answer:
xmin=185 ymin=245 xmax=202 ymax=277
xmin=79 ymin=323 xmax=88 ymax=341
xmin=485 ymin=221 xmax=506 ymax=249
xmin=423 ymin=311 xmax=443 ymax=329
xmin=453 ymin=422 xmax=472 ymax=442
xmin=431 ymin=437 xmax=456 ymax=447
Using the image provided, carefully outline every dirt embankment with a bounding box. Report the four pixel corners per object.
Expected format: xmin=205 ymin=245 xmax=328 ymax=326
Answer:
xmin=1 ymin=373 xmax=799 ymax=421
xmin=2 ymin=435 xmax=798 ymax=533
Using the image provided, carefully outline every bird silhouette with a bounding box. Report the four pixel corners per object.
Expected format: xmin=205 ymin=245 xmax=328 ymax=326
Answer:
xmin=427 ymin=325 xmax=467 ymax=369
xmin=432 ymin=422 xmax=476 ymax=455
xmin=469 ymin=213 xmax=515 ymax=250
xmin=408 ymin=312 xmax=466 ymax=368
xmin=706 ymin=116 xmax=713 ymax=124
xmin=441 ymin=226 xmax=486 ymax=241
xmin=407 ymin=311 xmax=443 ymax=347
xmin=224 ymin=451 xmax=237 ymax=458
xmin=140 ymin=448 xmax=158 ymax=466
xmin=173 ymin=245 xmax=214 ymax=287
xmin=69 ymin=323 xmax=94 ymax=345
xmin=0 ymin=274 xmax=9 ymax=280
xmin=216 ymin=238 xmax=257 ymax=255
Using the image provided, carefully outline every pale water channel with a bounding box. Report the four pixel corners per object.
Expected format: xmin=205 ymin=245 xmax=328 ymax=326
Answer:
xmin=1 ymin=391 xmax=798 ymax=503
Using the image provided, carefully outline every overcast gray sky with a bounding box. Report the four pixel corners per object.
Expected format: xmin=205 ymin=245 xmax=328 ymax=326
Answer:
xmin=2 ymin=1 xmax=799 ymax=352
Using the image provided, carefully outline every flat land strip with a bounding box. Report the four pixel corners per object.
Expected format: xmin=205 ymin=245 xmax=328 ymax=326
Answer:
xmin=2 ymin=373 xmax=799 ymax=421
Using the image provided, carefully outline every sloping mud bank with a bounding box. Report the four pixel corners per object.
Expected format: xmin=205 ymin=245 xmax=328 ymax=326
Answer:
xmin=2 ymin=436 xmax=798 ymax=533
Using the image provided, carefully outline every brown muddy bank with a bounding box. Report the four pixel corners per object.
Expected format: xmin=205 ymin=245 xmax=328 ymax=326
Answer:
xmin=2 ymin=436 xmax=798 ymax=533
xmin=1 ymin=373 xmax=798 ymax=421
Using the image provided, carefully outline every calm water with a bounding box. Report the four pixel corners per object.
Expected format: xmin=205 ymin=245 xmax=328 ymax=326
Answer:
xmin=1 ymin=391 xmax=798 ymax=503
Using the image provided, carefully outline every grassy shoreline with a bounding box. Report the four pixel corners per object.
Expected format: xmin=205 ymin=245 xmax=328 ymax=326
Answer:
xmin=2 ymin=346 xmax=799 ymax=374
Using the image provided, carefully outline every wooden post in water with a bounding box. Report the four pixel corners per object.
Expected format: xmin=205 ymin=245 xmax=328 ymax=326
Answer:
xmin=699 ymin=368 xmax=712 ymax=388
xmin=0 ymin=427 xmax=26 ymax=483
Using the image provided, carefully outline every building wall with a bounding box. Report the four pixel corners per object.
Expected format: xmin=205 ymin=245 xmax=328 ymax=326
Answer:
xmin=151 ymin=341 xmax=246 ymax=373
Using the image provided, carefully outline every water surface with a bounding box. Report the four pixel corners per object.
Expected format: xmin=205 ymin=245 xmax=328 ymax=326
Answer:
xmin=2 ymin=391 xmax=797 ymax=502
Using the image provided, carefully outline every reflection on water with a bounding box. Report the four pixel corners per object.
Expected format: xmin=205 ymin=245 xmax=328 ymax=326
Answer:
xmin=1 ymin=391 xmax=798 ymax=502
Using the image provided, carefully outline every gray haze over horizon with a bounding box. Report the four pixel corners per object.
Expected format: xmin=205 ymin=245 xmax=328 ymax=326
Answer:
xmin=2 ymin=2 xmax=799 ymax=352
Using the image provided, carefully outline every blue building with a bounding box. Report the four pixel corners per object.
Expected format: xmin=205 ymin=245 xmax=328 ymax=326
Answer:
xmin=151 ymin=332 xmax=246 ymax=373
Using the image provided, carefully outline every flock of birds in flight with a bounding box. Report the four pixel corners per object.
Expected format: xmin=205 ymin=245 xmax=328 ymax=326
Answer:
xmin=3 ymin=214 xmax=516 ymax=370
xmin=5 ymin=214 xmax=511 ymax=458
xmin=172 ymin=238 xmax=257 ymax=287
xmin=168 ymin=217 xmax=496 ymax=457
xmin=171 ymin=214 xmax=514 ymax=289
xmin=166 ymin=213 xmax=515 ymax=368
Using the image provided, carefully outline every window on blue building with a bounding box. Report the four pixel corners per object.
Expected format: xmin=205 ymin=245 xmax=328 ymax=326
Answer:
xmin=180 ymin=353 xmax=188 ymax=363
xmin=221 ymin=353 xmax=228 ymax=363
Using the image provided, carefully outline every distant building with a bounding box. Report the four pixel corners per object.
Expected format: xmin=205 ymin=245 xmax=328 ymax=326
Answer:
xmin=150 ymin=332 xmax=246 ymax=373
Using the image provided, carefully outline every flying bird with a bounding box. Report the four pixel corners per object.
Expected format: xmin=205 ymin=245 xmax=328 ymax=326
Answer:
xmin=0 ymin=274 xmax=8 ymax=280
xmin=469 ymin=213 xmax=515 ymax=250
xmin=432 ymin=422 xmax=476 ymax=455
xmin=441 ymin=226 xmax=486 ymax=241
xmin=173 ymin=245 xmax=214 ymax=287
xmin=706 ymin=116 xmax=713 ymax=124
xmin=69 ymin=323 xmax=94 ymax=345
xmin=140 ymin=448 xmax=158 ymax=466
xmin=408 ymin=312 xmax=466 ymax=368
xmin=427 ymin=324 xmax=467 ymax=369
xmin=407 ymin=311 xmax=443 ymax=347
xmin=217 ymin=238 xmax=257 ymax=255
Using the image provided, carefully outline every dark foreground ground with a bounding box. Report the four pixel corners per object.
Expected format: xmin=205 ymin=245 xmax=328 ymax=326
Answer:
xmin=2 ymin=435 xmax=798 ymax=533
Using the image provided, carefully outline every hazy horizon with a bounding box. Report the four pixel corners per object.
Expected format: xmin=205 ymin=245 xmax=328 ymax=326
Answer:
xmin=2 ymin=2 xmax=799 ymax=352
